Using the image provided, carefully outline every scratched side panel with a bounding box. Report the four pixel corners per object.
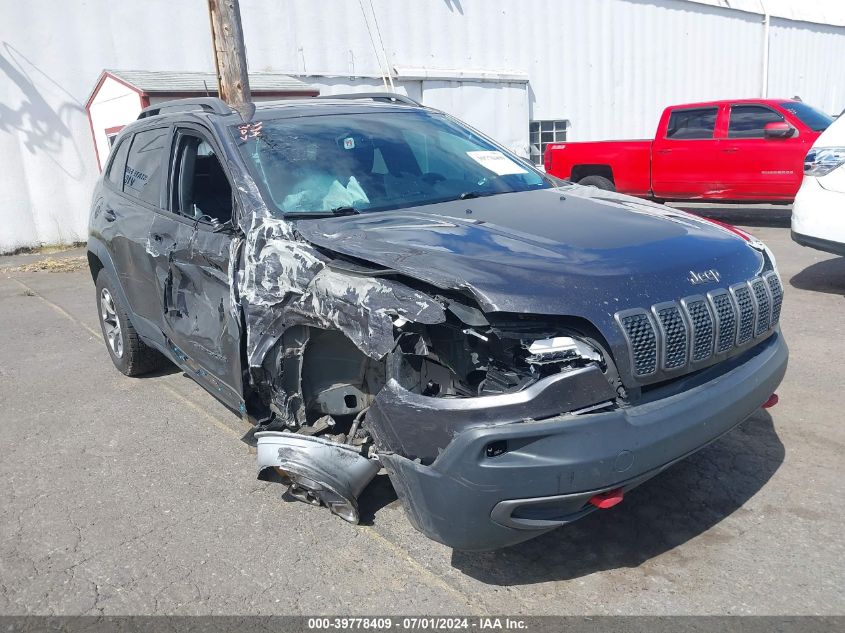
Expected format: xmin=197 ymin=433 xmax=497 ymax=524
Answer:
xmin=163 ymin=224 xmax=244 ymax=410
xmin=238 ymin=216 xmax=445 ymax=368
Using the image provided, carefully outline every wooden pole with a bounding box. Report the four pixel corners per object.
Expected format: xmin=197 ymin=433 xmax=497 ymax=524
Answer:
xmin=207 ymin=0 xmax=254 ymax=120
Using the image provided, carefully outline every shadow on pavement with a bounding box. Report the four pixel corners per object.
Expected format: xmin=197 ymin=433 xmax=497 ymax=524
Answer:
xmin=672 ymin=205 xmax=792 ymax=228
xmin=357 ymin=473 xmax=400 ymax=525
xmin=789 ymin=256 xmax=845 ymax=296
xmin=450 ymin=411 xmax=783 ymax=585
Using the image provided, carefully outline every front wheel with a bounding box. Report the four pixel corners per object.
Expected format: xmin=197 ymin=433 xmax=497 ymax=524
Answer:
xmin=95 ymin=271 xmax=166 ymax=376
xmin=578 ymin=175 xmax=616 ymax=191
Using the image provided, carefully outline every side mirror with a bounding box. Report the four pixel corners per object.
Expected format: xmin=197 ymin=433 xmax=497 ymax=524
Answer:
xmin=764 ymin=121 xmax=795 ymax=138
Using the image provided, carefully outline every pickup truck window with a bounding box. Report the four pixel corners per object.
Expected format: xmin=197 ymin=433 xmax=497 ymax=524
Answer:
xmin=665 ymin=107 xmax=718 ymax=140
xmin=728 ymin=105 xmax=785 ymax=138
xmin=778 ymin=102 xmax=833 ymax=132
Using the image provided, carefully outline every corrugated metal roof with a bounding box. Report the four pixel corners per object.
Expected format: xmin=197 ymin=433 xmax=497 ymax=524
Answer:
xmin=105 ymin=69 xmax=315 ymax=93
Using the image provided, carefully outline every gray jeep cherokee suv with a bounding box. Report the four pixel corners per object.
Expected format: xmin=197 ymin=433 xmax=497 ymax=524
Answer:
xmin=88 ymin=94 xmax=787 ymax=550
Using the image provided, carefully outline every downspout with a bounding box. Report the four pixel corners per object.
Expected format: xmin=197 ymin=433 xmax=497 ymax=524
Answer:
xmin=760 ymin=0 xmax=770 ymax=98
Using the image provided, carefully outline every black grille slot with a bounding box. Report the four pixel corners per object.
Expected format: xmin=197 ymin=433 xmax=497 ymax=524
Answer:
xmin=685 ymin=300 xmax=714 ymax=362
xmin=710 ymin=292 xmax=736 ymax=353
xmin=752 ymin=278 xmax=771 ymax=336
xmin=656 ymin=305 xmax=687 ymax=369
xmin=766 ymin=274 xmax=783 ymax=325
xmin=733 ymin=285 xmax=754 ymax=345
xmin=621 ymin=313 xmax=657 ymax=376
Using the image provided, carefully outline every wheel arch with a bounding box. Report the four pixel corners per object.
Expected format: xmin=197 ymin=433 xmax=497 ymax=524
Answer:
xmin=570 ymin=164 xmax=615 ymax=184
xmin=86 ymin=238 xmax=136 ymax=340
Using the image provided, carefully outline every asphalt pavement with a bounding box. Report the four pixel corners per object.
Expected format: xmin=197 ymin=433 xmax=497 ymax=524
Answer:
xmin=1 ymin=215 xmax=843 ymax=616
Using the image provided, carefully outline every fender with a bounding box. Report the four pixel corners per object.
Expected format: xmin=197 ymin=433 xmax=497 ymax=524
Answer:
xmin=86 ymin=235 xmax=168 ymax=352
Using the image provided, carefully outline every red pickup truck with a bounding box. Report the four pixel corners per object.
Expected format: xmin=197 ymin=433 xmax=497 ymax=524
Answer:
xmin=544 ymin=99 xmax=833 ymax=202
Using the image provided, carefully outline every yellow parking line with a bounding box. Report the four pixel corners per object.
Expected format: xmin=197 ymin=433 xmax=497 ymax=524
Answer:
xmin=11 ymin=278 xmax=101 ymax=339
xmin=361 ymin=525 xmax=480 ymax=611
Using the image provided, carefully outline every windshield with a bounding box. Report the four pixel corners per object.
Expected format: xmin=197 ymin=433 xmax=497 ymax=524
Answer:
xmin=233 ymin=110 xmax=549 ymax=216
xmin=779 ymin=101 xmax=834 ymax=132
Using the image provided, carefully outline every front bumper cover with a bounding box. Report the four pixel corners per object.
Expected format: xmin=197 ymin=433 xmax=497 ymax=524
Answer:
xmin=367 ymin=332 xmax=788 ymax=551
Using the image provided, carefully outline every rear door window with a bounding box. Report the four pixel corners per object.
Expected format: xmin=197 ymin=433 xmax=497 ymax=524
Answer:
xmin=124 ymin=128 xmax=168 ymax=206
xmin=105 ymin=136 xmax=131 ymax=189
xmin=665 ymin=108 xmax=718 ymax=139
xmin=728 ymin=105 xmax=785 ymax=138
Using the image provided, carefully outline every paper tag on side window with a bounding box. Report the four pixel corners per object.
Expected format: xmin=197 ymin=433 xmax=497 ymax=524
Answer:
xmin=466 ymin=150 xmax=528 ymax=176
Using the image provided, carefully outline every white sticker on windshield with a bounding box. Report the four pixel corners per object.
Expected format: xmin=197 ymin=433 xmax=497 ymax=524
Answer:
xmin=466 ymin=150 xmax=528 ymax=176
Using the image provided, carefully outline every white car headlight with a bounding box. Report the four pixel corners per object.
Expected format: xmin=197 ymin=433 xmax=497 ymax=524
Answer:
xmin=804 ymin=147 xmax=845 ymax=177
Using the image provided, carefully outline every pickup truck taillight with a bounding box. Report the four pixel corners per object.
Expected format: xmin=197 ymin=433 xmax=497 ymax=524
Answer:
xmin=543 ymin=143 xmax=563 ymax=173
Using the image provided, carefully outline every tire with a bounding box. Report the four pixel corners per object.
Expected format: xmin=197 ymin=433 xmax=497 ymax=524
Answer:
xmin=95 ymin=270 xmax=166 ymax=376
xmin=578 ymin=175 xmax=616 ymax=191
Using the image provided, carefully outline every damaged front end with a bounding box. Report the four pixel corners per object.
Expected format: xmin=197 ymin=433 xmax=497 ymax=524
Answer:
xmin=242 ymin=223 xmax=620 ymax=525
xmin=222 ymin=105 xmax=788 ymax=550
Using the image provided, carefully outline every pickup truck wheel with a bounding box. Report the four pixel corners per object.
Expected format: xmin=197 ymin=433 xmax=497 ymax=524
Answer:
xmin=578 ymin=175 xmax=616 ymax=191
xmin=95 ymin=270 xmax=166 ymax=376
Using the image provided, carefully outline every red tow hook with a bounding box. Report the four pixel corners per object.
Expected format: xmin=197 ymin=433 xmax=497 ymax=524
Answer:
xmin=589 ymin=488 xmax=624 ymax=509
xmin=762 ymin=393 xmax=779 ymax=409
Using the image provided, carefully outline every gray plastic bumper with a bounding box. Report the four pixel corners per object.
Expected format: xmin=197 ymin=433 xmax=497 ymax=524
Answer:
xmin=371 ymin=332 xmax=788 ymax=551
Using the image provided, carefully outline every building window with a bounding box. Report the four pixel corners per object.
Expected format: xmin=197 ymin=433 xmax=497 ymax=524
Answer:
xmin=530 ymin=120 xmax=568 ymax=165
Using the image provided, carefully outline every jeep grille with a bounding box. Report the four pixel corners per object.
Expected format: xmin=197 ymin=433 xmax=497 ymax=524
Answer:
xmin=616 ymin=272 xmax=782 ymax=380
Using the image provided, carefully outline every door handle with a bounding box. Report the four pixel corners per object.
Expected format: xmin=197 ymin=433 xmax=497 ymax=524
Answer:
xmin=657 ymin=149 xmax=672 ymax=154
xmin=104 ymin=208 xmax=117 ymax=222
xmin=722 ymin=147 xmax=739 ymax=153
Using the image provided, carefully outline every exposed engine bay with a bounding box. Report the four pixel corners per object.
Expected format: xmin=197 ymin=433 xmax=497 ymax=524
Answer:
xmin=253 ymin=292 xmax=619 ymax=523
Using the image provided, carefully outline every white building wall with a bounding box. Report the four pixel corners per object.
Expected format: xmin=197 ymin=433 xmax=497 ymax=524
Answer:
xmin=768 ymin=17 xmax=845 ymax=115
xmin=1 ymin=0 xmax=844 ymax=251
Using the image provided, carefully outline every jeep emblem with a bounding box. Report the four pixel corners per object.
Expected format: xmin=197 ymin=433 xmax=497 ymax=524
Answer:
xmin=688 ymin=269 xmax=721 ymax=285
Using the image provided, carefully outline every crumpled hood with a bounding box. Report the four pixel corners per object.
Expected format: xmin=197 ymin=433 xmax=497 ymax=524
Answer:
xmin=291 ymin=186 xmax=765 ymax=320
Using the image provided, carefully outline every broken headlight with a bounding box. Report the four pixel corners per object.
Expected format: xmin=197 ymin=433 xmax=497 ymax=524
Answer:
xmin=525 ymin=335 xmax=603 ymax=366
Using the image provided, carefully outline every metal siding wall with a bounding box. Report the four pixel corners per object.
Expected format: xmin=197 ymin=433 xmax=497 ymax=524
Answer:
xmin=1 ymin=0 xmax=845 ymax=250
xmin=767 ymin=18 xmax=845 ymax=115
xmin=0 ymin=0 xmax=215 ymax=252
xmin=522 ymin=0 xmax=765 ymax=140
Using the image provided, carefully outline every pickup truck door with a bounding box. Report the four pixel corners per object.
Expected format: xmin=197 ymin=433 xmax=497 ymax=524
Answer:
xmin=718 ymin=103 xmax=810 ymax=200
xmin=651 ymin=106 xmax=723 ymax=199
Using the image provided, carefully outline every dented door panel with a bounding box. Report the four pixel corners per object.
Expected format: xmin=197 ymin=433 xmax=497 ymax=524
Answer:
xmin=163 ymin=222 xmax=242 ymax=409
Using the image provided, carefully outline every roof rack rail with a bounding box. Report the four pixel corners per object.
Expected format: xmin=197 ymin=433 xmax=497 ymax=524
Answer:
xmin=317 ymin=92 xmax=423 ymax=107
xmin=137 ymin=97 xmax=235 ymax=119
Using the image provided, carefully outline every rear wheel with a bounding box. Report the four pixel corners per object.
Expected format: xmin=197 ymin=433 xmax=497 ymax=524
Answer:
xmin=578 ymin=175 xmax=616 ymax=191
xmin=95 ymin=271 xmax=166 ymax=376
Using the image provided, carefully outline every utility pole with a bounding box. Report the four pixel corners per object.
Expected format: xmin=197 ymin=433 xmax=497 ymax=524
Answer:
xmin=207 ymin=0 xmax=254 ymax=120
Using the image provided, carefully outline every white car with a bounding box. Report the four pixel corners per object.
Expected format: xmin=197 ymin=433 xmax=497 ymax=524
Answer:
xmin=792 ymin=113 xmax=845 ymax=255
